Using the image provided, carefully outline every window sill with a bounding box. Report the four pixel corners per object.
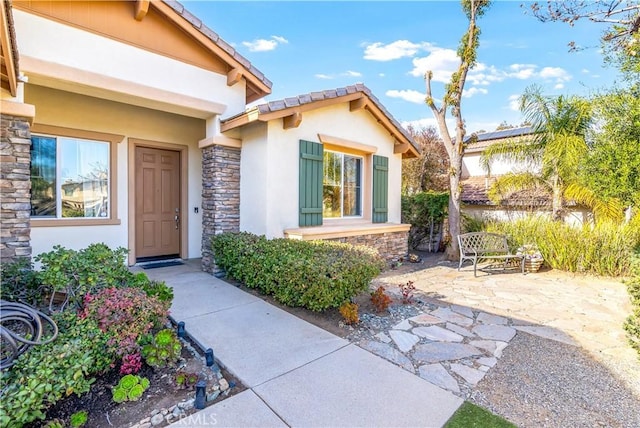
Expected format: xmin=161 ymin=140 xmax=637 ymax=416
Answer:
xmin=31 ymin=218 xmax=122 ymax=227
xmin=284 ymin=222 xmax=410 ymax=241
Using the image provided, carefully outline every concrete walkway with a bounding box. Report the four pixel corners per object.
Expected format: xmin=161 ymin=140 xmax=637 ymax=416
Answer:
xmin=143 ymin=260 xmax=462 ymax=428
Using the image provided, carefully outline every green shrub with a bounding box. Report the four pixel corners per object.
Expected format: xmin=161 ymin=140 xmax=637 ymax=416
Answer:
xmin=402 ymin=191 xmax=448 ymax=249
xmin=624 ymin=254 xmax=640 ymax=359
xmin=70 ymin=410 xmax=89 ymax=428
xmin=212 ymin=232 xmax=385 ymax=311
xmin=34 ymin=244 xmax=173 ymax=309
xmin=111 ymin=374 xmax=150 ymax=403
xmin=485 ymin=216 xmax=638 ymax=276
xmin=0 ymin=312 xmax=112 ymax=427
xmin=0 ymin=257 xmax=42 ymax=306
xmin=141 ymin=328 xmax=182 ymax=368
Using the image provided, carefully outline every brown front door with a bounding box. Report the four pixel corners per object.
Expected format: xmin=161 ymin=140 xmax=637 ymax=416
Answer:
xmin=135 ymin=147 xmax=181 ymax=260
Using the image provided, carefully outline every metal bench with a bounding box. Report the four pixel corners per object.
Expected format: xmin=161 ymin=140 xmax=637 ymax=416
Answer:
xmin=457 ymin=232 xmax=525 ymax=277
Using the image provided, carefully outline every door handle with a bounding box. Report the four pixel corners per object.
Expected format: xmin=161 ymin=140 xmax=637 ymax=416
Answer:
xmin=174 ymin=214 xmax=180 ymax=229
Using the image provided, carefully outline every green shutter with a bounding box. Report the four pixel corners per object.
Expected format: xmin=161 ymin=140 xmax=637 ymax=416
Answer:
xmin=372 ymin=155 xmax=388 ymax=223
xmin=299 ymin=140 xmax=323 ymax=226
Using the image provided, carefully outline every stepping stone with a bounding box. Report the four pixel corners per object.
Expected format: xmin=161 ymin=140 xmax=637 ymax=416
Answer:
xmin=450 ymin=305 xmax=474 ymax=318
xmin=514 ymin=326 xmax=578 ymax=346
xmin=359 ymin=340 xmax=414 ymax=373
xmin=470 ymin=340 xmax=509 ymax=358
xmin=450 ymin=363 xmax=486 ymax=385
xmin=476 ymin=312 xmax=508 ymax=325
xmin=413 ymin=343 xmax=483 ymax=363
xmin=392 ymin=319 xmax=412 ymax=331
xmin=472 ymin=325 xmax=516 ymax=342
xmin=375 ymin=332 xmax=391 ymax=344
xmin=445 ymin=323 xmax=475 ymax=338
xmin=418 ymin=364 xmax=460 ymax=393
xmin=431 ymin=307 xmax=473 ymax=327
xmin=389 ymin=330 xmax=419 ymax=353
xmin=413 ymin=326 xmax=463 ymax=342
xmin=476 ymin=356 xmax=497 ymax=367
xmin=409 ymin=314 xmax=443 ymax=325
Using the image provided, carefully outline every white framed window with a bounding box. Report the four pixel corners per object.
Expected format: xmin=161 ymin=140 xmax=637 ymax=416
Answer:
xmin=322 ymin=151 xmax=362 ymax=218
xmin=31 ymin=134 xmax=110 ymax=219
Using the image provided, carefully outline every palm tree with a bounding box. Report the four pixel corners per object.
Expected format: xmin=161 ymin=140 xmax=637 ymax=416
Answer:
xmin=480 ymin=84 xmax=622 ymax=223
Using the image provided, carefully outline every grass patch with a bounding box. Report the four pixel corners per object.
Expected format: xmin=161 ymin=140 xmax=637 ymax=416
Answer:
xmin=444 ymin=402 xmax=516 ymax=428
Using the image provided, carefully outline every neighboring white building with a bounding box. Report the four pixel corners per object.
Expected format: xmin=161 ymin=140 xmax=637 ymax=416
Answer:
xmin=0 ymin=0 xmax=417 ymax=270
xmin=460 ymin=127 xmax=589 ymax=225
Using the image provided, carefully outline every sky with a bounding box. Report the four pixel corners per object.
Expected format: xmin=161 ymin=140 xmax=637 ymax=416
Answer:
xmin=182 ymin=0 xmax=623 ymax=135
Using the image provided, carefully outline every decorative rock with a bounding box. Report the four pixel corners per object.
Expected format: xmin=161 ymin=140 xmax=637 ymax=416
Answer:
xmin=476 ymin=312 xmax=508 ymax=325
xmin=160 ymin=408 xmax=169 ymax=416
xmin=359 ymin=340 xmax=415 ymax=372
xmin=389 ymin=330 xmax=420 ymax=353
xmin=392 ymin=319 xmax=412 ymax=330
xmin=431 ymin=307 xmax=473 ymax=327
xmin=150 ymin=414 xmax=164 ymax=426
xmin=409 ymin=314 xmax=443 ymax=325
xmin=374 ymin=332 xmax=392 ymax=343
xmin=413 ymin=343 xmax=483 ymax=363
xmin=445 ymin=323 xmax=475 ymax=338
xmin=478 ymin=365 xmax=490 ymax=372
xmin=418 ymin=363 xmax=460 ymax=393
xmin=207 ymin=390 xmax=221 ymax=401
xmin=139 ymin=423 xmax=151 ymax=428
xmin=178 ymin=398 xmax=195 ymax=410
xmin=514 ymin=326 xmax=578 ymax=346
xmin=470 ymin=340 xmax=509 ymax=358
xmin=472 ymin=324 xmax=516 ymax=342
xmin=413 ymin=325 xmax=464 ymax=342
xmin=450 ymin=304 xmax=474 ymax=318
xmin=140 ymin=417 xmax=151 ymax=424
xmin=450 ymin=363 xmax=486 ymax=385
xmin=219 ymin=378 xmax=230 ymax=391
xmin=150 ymin=409 xmax=160 ymax=417
xmin=477 ymin=356 xmax=498 ymax=367
xmin=172 ymin=406 xmax=183 ymax=418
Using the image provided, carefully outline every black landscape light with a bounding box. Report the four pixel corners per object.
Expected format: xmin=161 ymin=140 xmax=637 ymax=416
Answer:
xmin=205 ymin=348 xmax=215 ymax=367
xmin=177 ymin=321 xmax=186 ymax=338
xmin=194 ymin=380 xmax=207 ymax=409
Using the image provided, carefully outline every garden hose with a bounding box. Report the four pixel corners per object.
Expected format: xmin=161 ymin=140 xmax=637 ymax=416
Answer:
xmin=0 ymin=300 xmax=58 ymax=370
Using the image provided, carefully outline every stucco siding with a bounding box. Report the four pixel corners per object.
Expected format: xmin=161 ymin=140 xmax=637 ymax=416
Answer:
xmin=12 ymin=9 xmax=247 ymax=117
xmin=239 ymin=103 xmax=404 ymax=238
xmin=26 ymin=86 xmax=205 ymax=259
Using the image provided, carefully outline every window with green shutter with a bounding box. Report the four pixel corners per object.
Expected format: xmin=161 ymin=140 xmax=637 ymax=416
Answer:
xmin=372 ymin=155 xmax=388 ymax=223
xmin=299 ymin=140 xmax=323 ymax=226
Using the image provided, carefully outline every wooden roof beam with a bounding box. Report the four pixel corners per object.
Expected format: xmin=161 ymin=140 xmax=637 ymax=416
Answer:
xmin=134 ymin=0 xmax=150 ymax=21
xmin=283 ymin=111 xmax=302 ymax=129
xmin=394 ymin=142 xmax=410 ymax=154
xmin=349 ymin=96 xmax=367 ymax=111
xmin=0 ymin=0 xmax=18 ymax=96
xmin=227 ymin=68 xmax=243 ymax=86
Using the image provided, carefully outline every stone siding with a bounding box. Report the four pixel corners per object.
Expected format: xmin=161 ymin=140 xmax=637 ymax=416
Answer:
xmin=0 ymin=114 xmax=32 ymax=262
xmin=201 ymin=144 xmax=240 ymax=274
xmin=327 ymin=230 xmax=409 ymax=263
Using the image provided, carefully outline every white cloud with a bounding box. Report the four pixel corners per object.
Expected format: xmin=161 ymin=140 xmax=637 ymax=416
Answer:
xmin=342 ymin=70 xmax=362 ymax=77
xmin=539 ymin=66 xmax=572 ymax=82
xmin=581 ymin=68 xmax=590 ymax=74
xmin=242 ymin=35 xmax=288 ymax=52
xmin=467 ymin=63 xmax=505 ymax=86
xmin=379 ymin=73 xmax=386 ymax=77
xmin=508 ymin=94 xmax=520 ymax=111
xmin=507 ymin=64 xmax=538 ymax=80
xmin=554 ymin=83 xmax=565 ymax=90
xmin=462 ymin=87 xmax=489 ymax=98
xmin=386 ymin=89 xmax=426 ymax=104
xmin=314 ymin=74 xmax=333 ymax=80
xmin=402 ymin=117 xmax=456 ymax=136
xmin=363 ymin=40 xmax=429 ymax=61
xmin=410 ymin=47 xmax=460 ymax=82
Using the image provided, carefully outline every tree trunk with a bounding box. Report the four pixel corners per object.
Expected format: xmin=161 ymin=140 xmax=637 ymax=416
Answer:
xmin=551 ymin=174 xmax=563 ymax=221
xmin=445 ymin=152 xmax=463 ymax=260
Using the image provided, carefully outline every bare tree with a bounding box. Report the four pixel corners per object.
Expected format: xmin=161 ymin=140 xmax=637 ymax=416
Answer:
xmin=528 ymin=1 xmax=640 ymax=57
xmin=402 ymin=125 xmax=449 ymax=195
xmin=425 ymin=0 xmax=491 ymax=259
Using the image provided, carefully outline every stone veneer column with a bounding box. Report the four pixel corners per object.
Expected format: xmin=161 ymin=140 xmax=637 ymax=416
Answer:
xmin=201 ymin=144 xmax=240 ymax=274
xmin=0 ymin=114 xmax=32 ymax=262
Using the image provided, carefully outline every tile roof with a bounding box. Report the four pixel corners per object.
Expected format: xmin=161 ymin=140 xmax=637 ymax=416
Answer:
xmin=461 ymin=175 xmax=551 ymax=207
xmin=252 ymin=83 xmax=416 ymax=147
xmin=161 ymin=0 xmax=272 ymax=92
xmin=464 ymin=126 xmax=534 ymax=153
